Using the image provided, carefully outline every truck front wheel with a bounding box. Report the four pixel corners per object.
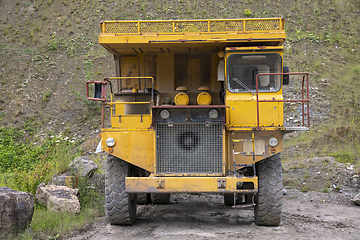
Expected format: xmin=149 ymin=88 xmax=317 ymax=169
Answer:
xmin=105 ymin=154 xmax=137 ymax=225
xmin=254 ymin=153 xmax=282 ymax=226
xmin=151 ymin=193 xmax=171 ymax=204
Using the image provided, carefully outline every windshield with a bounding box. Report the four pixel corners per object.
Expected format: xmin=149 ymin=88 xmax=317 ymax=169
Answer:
xmin=227 ymin=53 xmax=282 ymax=93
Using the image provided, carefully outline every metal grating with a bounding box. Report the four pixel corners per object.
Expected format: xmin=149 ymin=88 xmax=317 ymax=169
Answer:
xmin=245 ymin=19 xmax=280 ymax=31
xmin=210 ymin=20 xmax=244 ymax=32
xmin=140 ymin=21 xmax=173 ymax=33
xmin=174 ymin=21 xmax=208 ymax=32
xmin=101 ymin=18 xmax=283 ymax=34
xmin=105 ymin=22 xmax=138 ymax=33
xmin=156 ymin=122 xmax=223 ymax=175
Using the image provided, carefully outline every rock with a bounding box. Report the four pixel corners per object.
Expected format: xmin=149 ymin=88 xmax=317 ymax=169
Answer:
xmin=0 ymin=187 xmax=34 ymax=237
xmin=69 ymin=156 xmax=98 ymax=178
xmin=351 ymin=193 xmax=360 ymax=205
xmin=35 ymin=183 xmax=80 ymax=214
xmin=49 ymin=172 xmax=72 ymax=186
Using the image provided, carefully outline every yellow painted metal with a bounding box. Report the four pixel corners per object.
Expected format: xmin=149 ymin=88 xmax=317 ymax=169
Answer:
xmin=227 ymin=130 xmax=283 ymax=172
xmin=225 ymin=48 xmax=284 ymax=129
xmin=120 ymin=57 xmax=139 ymax=90
xmin=174 ymin=92 xmax=189 ymax=106
xmin=99 ymin=18 xmax=286 ymax=54
xmin=104 ymin=76 xmax=155 ymax=129
xmin=225 ymin=46 xmax=285 ymax=52
xmin=110 ymin=114 xmax=151 ymax=129
xmin=226 ymin=97 xmax=284 ymax=128
xmin=101 ymin=129 xmax=155 ymax=172
xmin=197 ymin=92 xmax=212 ymax=105
xmin=125 ymin=176 xmax=258 ymax=193
xmin=96 ymin=18 xmax=292 ymax=195
xmin=100 ymin=18 xmax=284 ymax=34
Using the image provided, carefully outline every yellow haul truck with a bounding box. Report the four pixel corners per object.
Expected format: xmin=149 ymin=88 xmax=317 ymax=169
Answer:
xmin=86 ymin=18 xmax=310 ymax=226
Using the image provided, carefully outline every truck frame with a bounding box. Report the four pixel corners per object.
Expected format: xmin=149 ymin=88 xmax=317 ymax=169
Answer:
xmin=87 ymin=18 xmax=310 ymax=226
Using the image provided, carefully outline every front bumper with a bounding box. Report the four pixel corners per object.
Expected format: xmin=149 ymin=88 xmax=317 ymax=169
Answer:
xmin=125 ymin=176 xmax=258 ymax=193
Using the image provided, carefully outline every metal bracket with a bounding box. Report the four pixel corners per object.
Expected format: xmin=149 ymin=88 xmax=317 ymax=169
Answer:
xmin=217 ymin=178 xmax=226 ymax=189
xmin=156 ymin=179 xmax=165 ymax=189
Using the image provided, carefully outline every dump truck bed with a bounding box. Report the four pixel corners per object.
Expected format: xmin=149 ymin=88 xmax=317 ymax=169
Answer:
xmin=99 ymin=18 xmax=286 ymax=55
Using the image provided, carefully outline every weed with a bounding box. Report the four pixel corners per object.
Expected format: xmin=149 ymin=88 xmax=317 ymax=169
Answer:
xmin=42 ymin=90 xmax=52 ymax=102
xmin=30 ymin=205 xmax=103 ymax=238
xmin=48 ymin=35 xmax=57 ymax=50
xmin=301 ymin=185 xmax=309 ymax=192
xmin=14 ymin=161 xmax=52 ymax=195
xmin=330 ymin=152 xmax=356 ymax=164
xmin=244 ymin=9 xmax=252 ymax=17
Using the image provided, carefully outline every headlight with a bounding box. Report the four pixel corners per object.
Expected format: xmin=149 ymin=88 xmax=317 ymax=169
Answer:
xmin=269 ymin=137 xmax=278 ymax=147
xmin=160 ymin=109 xmax=170 ymax=119
xmin=106 ymin=138 xmax=116 ymax=147
xmin=209 ymin=109 xmax=219 ymax=119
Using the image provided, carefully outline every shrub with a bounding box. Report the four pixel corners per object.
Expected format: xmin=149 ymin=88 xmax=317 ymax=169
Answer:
xmin=48 ymin=35 xmax=57 ymax=50
xmin=244 ymin=9 xmax=252 ymax=17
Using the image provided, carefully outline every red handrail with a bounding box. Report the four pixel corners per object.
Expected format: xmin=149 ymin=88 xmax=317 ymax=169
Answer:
xmin=86 ymin=80 xmax=108 ymax=101
xmin=255 ymin=72 xmax=310 ymax=130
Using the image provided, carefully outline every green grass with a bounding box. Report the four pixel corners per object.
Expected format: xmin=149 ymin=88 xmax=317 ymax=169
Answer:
xmin=0 ymin=126 xmax=104 ymax=239
xmin=0 ymin=127 xmax=79 ymax=194
xmin=23 ymin=203 xmax=104 ymax=239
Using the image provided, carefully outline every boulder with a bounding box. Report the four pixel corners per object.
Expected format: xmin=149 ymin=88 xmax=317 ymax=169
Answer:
xmin=69 ymin=156 xmax=98 ymax=178
xmin=351 ymin=193 xmax=360 ymax=205
xmin=0 ymin=187 xmax=34 ymax=236
xmin=35 ymin=183 xmax=80 ymax=214
xmin=49 ymin=172 xmax=72 ymax=186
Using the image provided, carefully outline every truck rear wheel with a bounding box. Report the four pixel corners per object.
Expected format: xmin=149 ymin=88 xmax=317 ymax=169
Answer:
xmin=254 ymin=153 xmax=282 ymax=226
xmin=224 ymin=193 xmax=235 ymax=206
xmin=151 ymin=193 xmax=171 ymax=204
xmin=105 ymin=154 xmax=137 ymax=225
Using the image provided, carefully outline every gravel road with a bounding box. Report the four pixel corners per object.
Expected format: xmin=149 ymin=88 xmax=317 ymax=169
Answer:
xmin=68 ymin=192 xmax=360 ymax=240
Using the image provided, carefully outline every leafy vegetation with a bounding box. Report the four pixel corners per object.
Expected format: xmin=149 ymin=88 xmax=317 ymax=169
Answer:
xmin=0 ymin=127 xmax=104 ymax=239
xmin=0 ymin=127 xmax=78 ymax=194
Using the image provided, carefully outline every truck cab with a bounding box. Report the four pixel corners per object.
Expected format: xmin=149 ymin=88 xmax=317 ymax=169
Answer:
xmin=87 ymin=18 xmax=310 ymax=226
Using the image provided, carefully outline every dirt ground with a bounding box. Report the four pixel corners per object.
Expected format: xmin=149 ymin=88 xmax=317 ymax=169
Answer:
xmin=68 ymin=191 xmax=360 ymax=240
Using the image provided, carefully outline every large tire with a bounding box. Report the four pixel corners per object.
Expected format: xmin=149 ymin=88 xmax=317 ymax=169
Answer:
xmin=254 ymin=153 xmax=282 ymax=226
xmin=137 ymin=193 xmax=151 ymax=204
xmin=105 ymin=154 xmax=137 ymax=225
xmin=151 ymin=193 xmax=171 ymax=204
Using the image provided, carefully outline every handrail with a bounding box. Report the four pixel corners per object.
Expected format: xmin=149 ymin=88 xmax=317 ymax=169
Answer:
xmin=104 ymin=76 xmax=155 ymax=104
xmin=86 ymin=76 xmax=154 ymax=128
xmin=100 ymin=18 xmax=285 ymax=34
xmin=255 ymin=73 xmax=310 ymax=130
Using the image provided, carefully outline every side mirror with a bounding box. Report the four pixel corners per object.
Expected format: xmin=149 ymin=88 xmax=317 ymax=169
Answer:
xmin=94 ymin=83 xmax=102 ymax=98
xmin=283 ymin=66 xmax=289 ymax=85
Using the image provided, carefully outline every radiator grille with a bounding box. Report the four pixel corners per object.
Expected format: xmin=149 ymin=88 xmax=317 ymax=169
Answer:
xmin=156 ymin=122 xmax=223 ymax=175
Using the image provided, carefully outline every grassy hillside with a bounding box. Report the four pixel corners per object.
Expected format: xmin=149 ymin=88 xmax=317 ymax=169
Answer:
xmin=0 ymin=0 xmax=359 ymax=157
xmin=0 ymin=0 xmax=359 ymax=238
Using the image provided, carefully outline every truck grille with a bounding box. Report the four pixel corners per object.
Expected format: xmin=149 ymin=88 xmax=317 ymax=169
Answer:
xmin=156 ymin=122 xmax=223 ymax=175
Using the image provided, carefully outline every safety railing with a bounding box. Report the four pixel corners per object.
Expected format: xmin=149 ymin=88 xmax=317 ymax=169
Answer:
xmin=100 ymin=18 xmax=285 ymax=34
xmin=86 ymin=77 xmax=155 ymax=128
xmin=255 ymin=73 xmax=310 ymax=131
